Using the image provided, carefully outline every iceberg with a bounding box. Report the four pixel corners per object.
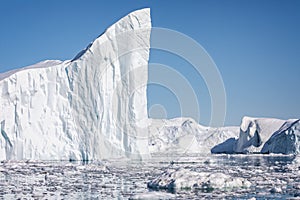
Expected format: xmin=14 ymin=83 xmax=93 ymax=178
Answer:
xmin=234 ymin=116 xmax=288 ymax=153
xmin=148 ymin=118 xmax=238 ymax=154
xmin=261 ymin=119 xmax=300 ymax=154
xmin=0 ymin=8 xmax=151 ymax=160
xmin=212 ymin=116 xmax=300 ymax=155
xmin=0 ymin=7 xmax=298 ymax=161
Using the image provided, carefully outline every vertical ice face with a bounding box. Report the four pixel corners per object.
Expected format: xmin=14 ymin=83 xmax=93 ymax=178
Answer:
xmin=66 ymin=8 xmax=151 ymax=160
xmin=0 ymin=8 xmax=151 ymax=160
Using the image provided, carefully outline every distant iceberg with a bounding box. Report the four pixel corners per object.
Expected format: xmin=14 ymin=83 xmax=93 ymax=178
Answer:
xmin=148 ymin=118 xmax=238 ymax=155
xmin=261 ymin=119 xmax=300 ymax=154
xmin=211 ymin=116 xmax=300 ymax=155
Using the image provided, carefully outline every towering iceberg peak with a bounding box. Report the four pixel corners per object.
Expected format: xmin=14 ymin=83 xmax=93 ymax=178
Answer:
xmin=72 ymin=8 xmax=151 ymax=62
xmin=0 ymin=8 xmax=151 ymax=161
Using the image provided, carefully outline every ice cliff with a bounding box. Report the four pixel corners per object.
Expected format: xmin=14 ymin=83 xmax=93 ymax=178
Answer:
xmin=0 ymin=8 xmax=151 ymax=160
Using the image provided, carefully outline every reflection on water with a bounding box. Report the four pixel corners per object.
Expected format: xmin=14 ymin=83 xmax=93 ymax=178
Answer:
xmin=0 ymin=154 xmax=299 ymax=199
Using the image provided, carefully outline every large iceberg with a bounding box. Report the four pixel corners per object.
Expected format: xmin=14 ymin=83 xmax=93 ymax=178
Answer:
xmin=0 ymin=8 xmax=151 ymax=160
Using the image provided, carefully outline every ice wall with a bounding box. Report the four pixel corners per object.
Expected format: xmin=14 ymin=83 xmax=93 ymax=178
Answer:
xmin=0 ymin=8 xmax=151 ymax=160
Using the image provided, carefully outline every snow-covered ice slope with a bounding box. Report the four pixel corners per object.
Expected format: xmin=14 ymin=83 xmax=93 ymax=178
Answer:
xmin=148 ymin=116 xmax=300 ymax=155
xmin=234 ymin=116 xmax=288 ymax=153
xmin=212 ymin=116 xmax=300 ymax=154
xmin=148 ymin=118 xmax=239 ymax=154
xmin=0 ymin=8 xmax=151 ymax=160
xmin=262 ymin=119 xmax=300 ymax=154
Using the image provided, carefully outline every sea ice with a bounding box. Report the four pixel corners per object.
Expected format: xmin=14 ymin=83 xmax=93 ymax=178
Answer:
xmin=147 ymin=167 xmax=251 ymax=191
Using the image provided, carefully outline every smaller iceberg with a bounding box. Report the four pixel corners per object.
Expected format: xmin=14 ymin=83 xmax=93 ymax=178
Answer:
xmin=212 ymin=116 xmax=300 ymax=155
xmin=261 ymin=119 xmax=300 ymax=154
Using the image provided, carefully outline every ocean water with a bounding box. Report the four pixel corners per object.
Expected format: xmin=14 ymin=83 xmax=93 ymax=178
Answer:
xmin=0 ymin=154 xmax=299 ymax=199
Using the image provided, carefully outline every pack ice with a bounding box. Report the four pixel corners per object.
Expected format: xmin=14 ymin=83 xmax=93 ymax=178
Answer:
xmin=0 ymin=8 xmax=151 ymax=160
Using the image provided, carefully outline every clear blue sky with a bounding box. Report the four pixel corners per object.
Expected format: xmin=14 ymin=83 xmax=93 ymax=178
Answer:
xmin=0 ymin=0 xmax=299 ymax=126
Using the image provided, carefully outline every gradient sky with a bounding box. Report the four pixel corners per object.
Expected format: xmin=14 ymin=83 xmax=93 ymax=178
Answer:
xmin=0 ymin=0 xmax=299 ymax=126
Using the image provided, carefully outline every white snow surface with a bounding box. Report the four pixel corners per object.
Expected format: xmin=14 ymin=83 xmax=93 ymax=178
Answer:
xmin=262 ymin=119 xmax=300 ymax=154
xmin=0 ymin=8 xmax=298 ymax=161
xmin=234 ymin=116 xmax=298 ymax=153
xmin=211 ymin=116 xmax=300 ymax=154
xmin=147 ymin=167 xmax=251 ymax=191
xmin=0 ymin=8 xmax=151 ymax=160
xmin=155 ymin=116 xmax=300 ymax=155
xmin=0 ymin=60 xmax=64 ymax=80
xmin=148 ymin=118 xmax=239 ymax=154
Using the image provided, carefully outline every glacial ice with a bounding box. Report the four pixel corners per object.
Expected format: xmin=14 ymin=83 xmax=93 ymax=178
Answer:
xmin=147 ymin=167 xmax=251 ymax=191
xmin=148 ymin=118 xmax=238 ymax=154
xmin=0 ymin=7 xmax=298 ymax=161
xmin=262 ymin=119 xmax=300 ymax=154
xmin=0 ymin=8 xmax=151 ymax=160
xmin=150 ymin=116 xmax=300 ymax=155
xmin=212 ymin=116 xmax=300 ymax=155
xmin=234 ymin=116 xmax=288 ymax=153
xmin=130 ymin=192 xmax=175 ymax=200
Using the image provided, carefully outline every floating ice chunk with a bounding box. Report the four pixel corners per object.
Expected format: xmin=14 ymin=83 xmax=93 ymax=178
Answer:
xmin=129 ymin=192 xmax=175 ymax=200
xmin=147 ymin=167 xmax=251 ymax=191
xmin=270 ymin=187 xmax=282 ymax=193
